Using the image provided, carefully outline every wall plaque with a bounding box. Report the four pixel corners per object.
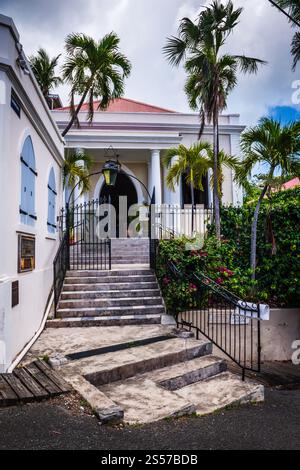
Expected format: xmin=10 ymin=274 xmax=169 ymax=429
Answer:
xmin=18 ymin=234 xmax=35 ymax=273
xmin=11 ymin=281 xmax=19 ymax=308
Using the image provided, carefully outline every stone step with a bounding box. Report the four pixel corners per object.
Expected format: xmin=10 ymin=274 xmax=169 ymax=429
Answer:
xmin=60 ymin=289 xmax=161 ymax=300
xmin=111 ymin=239 xmax=149 ymax=245
xmin=109 ymin=259 xmax=149 ymax=265
xmin=46 ymin=314 xmax=162 ymax=328
xmin=102 ymin=379 xmax=195 ymax=424
xmin=61 ymin=336 xmax=212 ymax=387
xmin=70 ymin=253 xmax=149 ymax=258
xmin=63 ymin=281 xmax=159 ymax=291
xmin=66 ymin=269 xmax=152 ymax=277
xmin=56 ymin=305 xmax=165 ymax=318
xmin=98 ymin=360 xmax=262 ymax=424
xmin=175 ymin=371 xmax=264 ymax=416
xmin=110 ymin=257 xmax=149 ymax=261
xmin=147 ymin=355 xmax=228 ymax=390
xmin=58 ymin=297 xmax=163 ymax=309
xmin=99 ymin=355 xmax=227 ymax=424
xmin=64 ymin=274 xmax=156 ymax=284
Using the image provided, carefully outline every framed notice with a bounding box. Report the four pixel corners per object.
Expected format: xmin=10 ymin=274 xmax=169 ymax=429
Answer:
xmin=18 ymin=234 xmax=35 ymax=273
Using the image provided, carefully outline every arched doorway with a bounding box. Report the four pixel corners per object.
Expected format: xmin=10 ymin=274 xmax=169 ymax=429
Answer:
xmin=99 ymin=170 xmax=138 ymax=237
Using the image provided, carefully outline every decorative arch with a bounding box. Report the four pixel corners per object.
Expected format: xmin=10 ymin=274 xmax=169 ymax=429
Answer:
xmin=93 ymin=163 xmax=144 ymax=204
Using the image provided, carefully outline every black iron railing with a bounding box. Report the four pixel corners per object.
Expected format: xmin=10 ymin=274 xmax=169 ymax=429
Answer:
xmin=168 ymin=261 xmax=261 ymax=379
xmin=53 ymin=232 xmax=69 ymax=314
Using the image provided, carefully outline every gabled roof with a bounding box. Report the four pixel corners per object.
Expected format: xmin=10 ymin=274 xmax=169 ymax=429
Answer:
xmin=56 ymin=97 xmax=177 ymax=113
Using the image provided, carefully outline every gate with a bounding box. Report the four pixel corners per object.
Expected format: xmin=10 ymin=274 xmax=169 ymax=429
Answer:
xmin=58 ymin=199 xmax=111 ymax=271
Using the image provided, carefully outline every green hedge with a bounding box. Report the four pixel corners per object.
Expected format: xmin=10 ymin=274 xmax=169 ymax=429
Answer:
xmin=157 ymin=187 xmax=300 ymax=309
xmin=217 ymin=187 xmax=300 ymax=307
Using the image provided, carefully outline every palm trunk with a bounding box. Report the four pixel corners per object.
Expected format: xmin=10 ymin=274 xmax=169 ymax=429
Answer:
xmin=62 ymin=80 xmax=93 ymax=137
xmin=250 ymin=167 xmax=275 ymax=280
xmin=213 ymin=110 xmax=221 ymax=239
xmin=190 ymin=177 xmax=195 ymax=234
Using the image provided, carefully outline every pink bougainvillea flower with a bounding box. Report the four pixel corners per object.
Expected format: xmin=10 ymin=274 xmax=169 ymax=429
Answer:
xmin=163 ymin=277 xmax=170 ymax=285
xmin=188 ymin=282 xmax=197 ymax=291
xmin=216 ymin=277 xmax=223 ymax=285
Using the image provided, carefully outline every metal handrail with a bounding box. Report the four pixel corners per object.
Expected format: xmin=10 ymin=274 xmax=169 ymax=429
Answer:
xmin=166 ymin=261 xmax=261 ymax=379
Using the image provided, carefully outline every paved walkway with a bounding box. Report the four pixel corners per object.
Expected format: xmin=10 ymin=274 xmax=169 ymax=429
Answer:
xmin=0 ymin=389 xmax=299 ymax=450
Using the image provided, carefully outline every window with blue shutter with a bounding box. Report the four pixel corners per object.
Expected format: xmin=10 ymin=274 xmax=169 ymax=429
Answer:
xmin=47 ymin=168 xmax=57 ymax=234
xmin=20 ymin=136 xmax=37 ymax=226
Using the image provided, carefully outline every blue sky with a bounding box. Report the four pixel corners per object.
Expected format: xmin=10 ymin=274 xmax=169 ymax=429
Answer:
xmin=268 ymin=106 xmax=300 ymax=124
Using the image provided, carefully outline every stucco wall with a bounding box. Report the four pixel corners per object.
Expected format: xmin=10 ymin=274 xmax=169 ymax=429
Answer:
xmin=261 ymin=308 xmax=300 ymax=362
xmin=0 ymin=16 xmax=64 ymax=372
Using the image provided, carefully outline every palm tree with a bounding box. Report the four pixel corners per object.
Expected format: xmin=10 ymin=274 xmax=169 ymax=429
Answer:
xmin=61 ymin=32 xmax=131 ymax=137
xmin=63 ymin=150 xmax=93 ymax=201
xmin=163 ymin=0 xmax=266 ymax=239
xmin=269 ymin=1 xmax=300 ymax=70
xmin=236 ymin=117 xmax=300 ymax=280
xmin=163 ymin=143 xmax=212 ymax=210
xmin=163 ymin=142 xmax=239 ymax=209
xmin=29 ymin=48 xmax=63 ymax=106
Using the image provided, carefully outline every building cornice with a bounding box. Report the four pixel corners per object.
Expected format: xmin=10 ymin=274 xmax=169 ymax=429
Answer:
xmin=63 ymin=133 xmax=183 ymax=149
xmin=55 ymin=120 xmax=245 ymax=137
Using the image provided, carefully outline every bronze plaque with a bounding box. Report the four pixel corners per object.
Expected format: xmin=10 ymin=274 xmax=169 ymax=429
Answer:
xmin=18 ymin=234 xmax=35 ymax=272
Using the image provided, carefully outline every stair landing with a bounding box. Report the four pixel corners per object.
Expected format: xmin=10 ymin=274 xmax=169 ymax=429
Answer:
xmin=24 ymin=325 xmax=264 ymax=424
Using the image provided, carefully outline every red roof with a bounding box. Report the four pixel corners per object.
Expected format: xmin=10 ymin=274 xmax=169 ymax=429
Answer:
xmin=56 ymin=97 xmax=176 ymax=113
xmin=282 ymin=177 xmax=300 ymax=190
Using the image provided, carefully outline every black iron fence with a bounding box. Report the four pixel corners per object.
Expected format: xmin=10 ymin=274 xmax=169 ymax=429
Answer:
xmin=168 ymin=261 xmax=261 ymax=379
xmin=53 ymin=232 xmax=69 ymax=313
xmin=58 ymin=200 xmax=111 ymax=271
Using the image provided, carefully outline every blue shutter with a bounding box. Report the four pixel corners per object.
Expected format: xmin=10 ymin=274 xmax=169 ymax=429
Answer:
xmin=47 ymin=168 xmax=56 ymax=234
xmin=20 ymin=161 xmax=29 ymax=224
xmin=20 ymin=136 xmax=36 ymax=226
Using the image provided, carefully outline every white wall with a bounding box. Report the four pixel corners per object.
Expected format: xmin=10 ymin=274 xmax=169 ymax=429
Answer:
xmin=0 ymin=15 xmax=64 ymax=372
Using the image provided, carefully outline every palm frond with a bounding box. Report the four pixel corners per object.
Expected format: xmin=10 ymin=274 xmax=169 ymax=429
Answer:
xmin=163 ymin=36 xmax=187 ymax=66
xmin=291 ymin=31 xmax=300 ymax=70
xmin=234 ymin=55 xmax=267 ymax=74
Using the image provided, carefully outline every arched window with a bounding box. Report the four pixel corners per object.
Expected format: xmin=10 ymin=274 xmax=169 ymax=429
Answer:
xmin=47 ymin=168 xmax=57 ymax=233
xmin=20 ymin=136 xmax=37 ymax=226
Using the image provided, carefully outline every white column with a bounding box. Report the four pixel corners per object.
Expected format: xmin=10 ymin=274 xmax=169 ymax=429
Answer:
xmin=169 ymin=156 xmax=181 ymax=206
xmin=230 ymin=134 xmax=244 ymax=206
xmin=150 ymin=149 xmax=162 ymax=204
xmin=74 ymin=147 xmax=86 ymax=206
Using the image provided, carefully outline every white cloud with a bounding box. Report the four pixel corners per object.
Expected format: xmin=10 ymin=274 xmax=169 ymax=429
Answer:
xmin=0 ymin=0 xmax=298 ymax=125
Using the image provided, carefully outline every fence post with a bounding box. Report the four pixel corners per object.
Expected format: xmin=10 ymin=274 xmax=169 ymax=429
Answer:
xmin=257 ymin=304 xmax=261 ymax=372
xmin=65 ymin=202 xmax=70 ymax=270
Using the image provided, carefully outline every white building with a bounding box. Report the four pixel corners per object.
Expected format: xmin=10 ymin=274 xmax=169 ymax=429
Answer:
xmin=53 ymin=98 xmax=244 ymax=211
xmin=0 ymin=13 xmax=245 ymax=372
xmin=0 ymin=15 xmax=64 ymax=372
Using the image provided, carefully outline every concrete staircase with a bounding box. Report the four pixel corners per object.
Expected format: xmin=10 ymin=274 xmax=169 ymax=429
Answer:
xmin=44 ymin=325 xmax=264 ymax=424
xmin=42 ymin=237 xmax=264 ymax=424
xmin=111 ymin=238 xmax=150 ymax=266
xmin=47 ymin=268 xmax=165 ymax=328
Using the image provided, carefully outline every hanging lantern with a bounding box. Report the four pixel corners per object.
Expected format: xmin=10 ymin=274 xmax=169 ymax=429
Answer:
xmin=102 ymin=159 xmax=119 ymax=186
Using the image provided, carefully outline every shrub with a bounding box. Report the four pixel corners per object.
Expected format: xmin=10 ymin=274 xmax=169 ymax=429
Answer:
xmin=157 ymin=187 xmax=300 ymax=309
